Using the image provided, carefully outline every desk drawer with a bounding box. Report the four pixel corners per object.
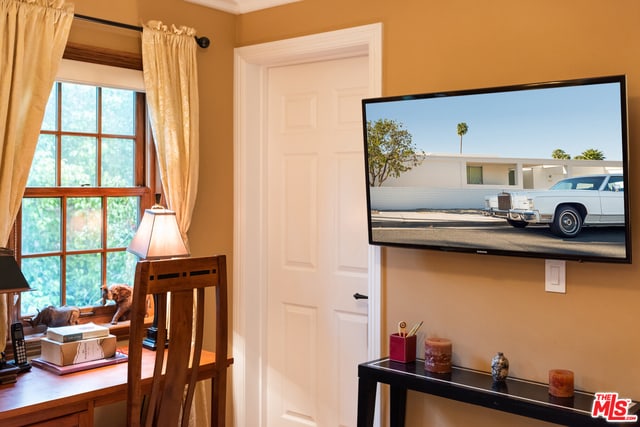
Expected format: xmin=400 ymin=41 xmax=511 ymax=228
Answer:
xmin=26 ymin=411 xmax=91 ymax=427
xmin=2 ymin=400 xmax=91 ymax=427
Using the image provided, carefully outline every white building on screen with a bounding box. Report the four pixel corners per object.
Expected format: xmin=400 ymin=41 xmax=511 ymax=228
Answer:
xmin=369 ymin=153 xmax=623 ymax=211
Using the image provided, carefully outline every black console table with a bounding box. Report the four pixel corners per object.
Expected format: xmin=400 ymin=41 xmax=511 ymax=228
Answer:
xmin=357 ymin=358 xmax=639 ymax=427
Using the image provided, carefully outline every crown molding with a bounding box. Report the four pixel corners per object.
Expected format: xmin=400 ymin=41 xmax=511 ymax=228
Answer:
xmin=185 ymin=0 xmax=301 ymax=14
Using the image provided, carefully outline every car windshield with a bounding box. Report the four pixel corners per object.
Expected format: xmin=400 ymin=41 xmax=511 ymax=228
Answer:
xmin=550 ymin=176 xmax=606 ymax=191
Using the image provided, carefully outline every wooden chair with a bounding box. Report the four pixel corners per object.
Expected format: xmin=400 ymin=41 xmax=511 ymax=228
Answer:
xmin=126 ymin=255 xmax=233 ymax=427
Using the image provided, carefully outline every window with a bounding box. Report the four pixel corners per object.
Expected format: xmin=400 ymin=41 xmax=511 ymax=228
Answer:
xmin=606 ymin=175 xmax=624 ymax=192
xmin=467 ymin=165 xmax=483 ymax=185
xmin=17 ymin=81 xmax=152 ymax=318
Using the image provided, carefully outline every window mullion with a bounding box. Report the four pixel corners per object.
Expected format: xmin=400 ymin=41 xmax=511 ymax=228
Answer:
xmin=102 ymin=195 xmax=108 ymax=290
xmin=56 ymin=82 xmax=62 ymax=187
xmin=97 ymin=87 xmax=102 ymax=188
xmin=61 ymin=195 xmax=68 ymax=307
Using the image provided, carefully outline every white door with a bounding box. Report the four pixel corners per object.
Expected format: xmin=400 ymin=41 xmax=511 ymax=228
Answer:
xmin=266 ymin=56 xmax=370 ymax=426
xmin=233 ymin=24 xmax=382 ymax=427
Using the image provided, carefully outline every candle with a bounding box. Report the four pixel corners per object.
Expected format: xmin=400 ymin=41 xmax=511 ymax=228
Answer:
xmin=424 ymin=337 xmax=452 ymax=373
xmin=549 ymin=369 xmax=574 ymax=398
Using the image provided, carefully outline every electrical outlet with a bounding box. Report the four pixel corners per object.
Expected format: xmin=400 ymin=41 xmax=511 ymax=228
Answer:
xmin=545 ymin=260 xmax=566 ymax=293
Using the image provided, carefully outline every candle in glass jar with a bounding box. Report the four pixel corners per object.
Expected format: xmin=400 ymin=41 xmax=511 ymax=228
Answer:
xmin=424 ymin=337 xmax=452 ymax=373
xmin=549 ymin=369 xmax=574 ymax=398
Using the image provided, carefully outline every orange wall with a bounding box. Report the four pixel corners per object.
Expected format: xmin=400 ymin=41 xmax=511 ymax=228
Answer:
xmin=237 ymin=1 xmax=640 ymax=426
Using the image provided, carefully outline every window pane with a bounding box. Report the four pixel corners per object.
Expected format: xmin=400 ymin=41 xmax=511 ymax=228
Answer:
xmin=102 ymin=88 xmax=135 ymax=135
xmin=27 ymin=134 xmax=57 ymax=187
xmin=41 ymin=84 xmax=58 ymax=131
xmin=61 ymin=136 xmax=97 ymax=186
xmin=66 ymin=253 xmax=101 ymax=307
xmin=102 ymin=138 xmax=135 ymax=186
xmin=22 ymin=198 xmax=61 ymax=254
xmin=21 ymin=256 xmax=61 ymax=314
xmin=67 ymin=197 xmax=102 ymax=251
xmin=467 ymin=166 xmax=483 ymax=184
xmin=107 ymin=251 xmax=137 ymax=286
xmin=107 ymin=197 xmax=138 ymax=248
xmin=61 ymin=82 xmax=97 ymax=133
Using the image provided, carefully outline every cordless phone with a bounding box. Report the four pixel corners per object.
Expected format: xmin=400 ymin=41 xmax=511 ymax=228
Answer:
xmin=10 ymin=322 xmax=31 ymax=372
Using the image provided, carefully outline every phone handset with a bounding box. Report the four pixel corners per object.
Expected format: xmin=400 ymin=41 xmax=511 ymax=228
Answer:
xmin=10 ymin=323 xmax=31 ymax=372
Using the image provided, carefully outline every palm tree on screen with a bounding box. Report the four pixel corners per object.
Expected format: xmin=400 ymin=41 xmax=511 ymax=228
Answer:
xmin=457 ymin=122 xmax=469 ymax=154
xmin=575 ymin=148 xmax=605 ymax=160
xmin=552 ymin=149 xmax=571 ymax=159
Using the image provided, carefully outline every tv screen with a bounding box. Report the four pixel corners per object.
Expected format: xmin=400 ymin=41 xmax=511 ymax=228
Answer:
xmin=362 ymin=75 xmax=631 ymax=263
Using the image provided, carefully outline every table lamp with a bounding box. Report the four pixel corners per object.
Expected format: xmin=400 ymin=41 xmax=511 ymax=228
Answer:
xmin=0 ymin=248 xmax=31 ymax=384
xmin=127 ymin=200 xmax=190 ymax=350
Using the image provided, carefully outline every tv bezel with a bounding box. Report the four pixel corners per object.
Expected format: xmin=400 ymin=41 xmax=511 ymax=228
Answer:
xmin=362 ymin=75 xmax=631 ymax=263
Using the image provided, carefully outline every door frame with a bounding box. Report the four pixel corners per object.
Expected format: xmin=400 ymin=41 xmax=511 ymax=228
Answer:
xmin=233 ymin=23 xmax=383 ymax=427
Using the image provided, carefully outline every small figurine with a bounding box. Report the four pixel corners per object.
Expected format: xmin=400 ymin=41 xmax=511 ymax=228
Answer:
xmin=101 ymin=284 xmax=133 ymax=324
xmin=29 ymin=305 xmax=80 ymax=329
xmin=491 ymin=352 xmax=509 ymax=382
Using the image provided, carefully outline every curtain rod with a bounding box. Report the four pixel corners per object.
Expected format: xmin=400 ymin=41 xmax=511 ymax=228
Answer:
xmin=74 ymin=14 xmax=211 ymax=49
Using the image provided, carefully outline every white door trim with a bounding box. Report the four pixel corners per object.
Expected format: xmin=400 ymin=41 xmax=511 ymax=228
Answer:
xmin=233 ymin=23 xmax=383 ymax=427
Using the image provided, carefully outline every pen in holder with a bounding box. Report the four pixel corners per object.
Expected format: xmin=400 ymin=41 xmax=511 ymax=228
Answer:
xmin=389 ymin=333 xmax=417 ymax=363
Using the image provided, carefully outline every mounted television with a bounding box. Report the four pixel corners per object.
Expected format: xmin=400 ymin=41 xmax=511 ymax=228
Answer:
xmin=362 ymin=75 xmax=631 ymax=263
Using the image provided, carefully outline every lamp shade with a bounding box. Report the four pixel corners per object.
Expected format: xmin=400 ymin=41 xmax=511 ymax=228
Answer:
xmin=127 ymin=207 xmax=190 ymax=260
xmin=0 ymin=248 xmax=31 ymax=293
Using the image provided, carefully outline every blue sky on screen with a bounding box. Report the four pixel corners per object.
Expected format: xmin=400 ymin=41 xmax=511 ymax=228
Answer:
xmin=364 ymin=82 xmax=624 ymax=161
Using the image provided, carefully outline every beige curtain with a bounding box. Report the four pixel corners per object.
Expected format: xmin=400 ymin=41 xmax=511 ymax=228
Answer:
xmin=0 ymin=0 xmax=73 ymax=354
xmin=141 ymin=20 xmax=205 ymax=426
xmin=141 ymin=20 xmax=199 ymax=249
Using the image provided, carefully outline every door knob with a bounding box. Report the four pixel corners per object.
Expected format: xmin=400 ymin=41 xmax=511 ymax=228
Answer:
xmin=353 ymin=293 xmax=368 ymax=300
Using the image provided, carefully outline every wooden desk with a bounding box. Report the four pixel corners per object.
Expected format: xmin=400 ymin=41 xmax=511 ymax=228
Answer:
xmin=0 ymin=349 xmax=218 ymax=427
xmin=358 ymin=358 xmax=640 ymax=427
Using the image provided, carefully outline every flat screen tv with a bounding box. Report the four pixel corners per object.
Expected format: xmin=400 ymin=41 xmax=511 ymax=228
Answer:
xmin=362 ymin=75 xmax=631 ymax=263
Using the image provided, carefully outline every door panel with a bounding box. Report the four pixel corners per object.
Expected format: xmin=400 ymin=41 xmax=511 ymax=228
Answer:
xmin=267 ymin=55 xmax=369 ymax=427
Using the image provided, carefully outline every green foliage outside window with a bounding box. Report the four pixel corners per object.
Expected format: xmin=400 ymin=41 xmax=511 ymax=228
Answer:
xmin=20 ymin=82 xmax=143 ymax=315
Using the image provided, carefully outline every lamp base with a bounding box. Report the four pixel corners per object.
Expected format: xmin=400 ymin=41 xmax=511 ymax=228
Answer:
xmin=142 ymin=326 xmax=168 ymax=351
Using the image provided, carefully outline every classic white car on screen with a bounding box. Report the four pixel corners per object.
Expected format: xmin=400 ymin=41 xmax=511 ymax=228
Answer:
xmin=484 ymin=174 xmax=625 ymax=238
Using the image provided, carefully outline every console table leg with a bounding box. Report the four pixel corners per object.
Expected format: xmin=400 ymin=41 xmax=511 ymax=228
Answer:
xmin=389 ymin=385 xmax=407 ymax=427
xmin=357 ymin=377 xmax=377 ymax=427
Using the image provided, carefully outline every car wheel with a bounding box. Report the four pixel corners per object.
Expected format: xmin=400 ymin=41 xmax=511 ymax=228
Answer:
xmin=550 ymin=206 xmax=582 ymax=238
xmin=507 ymin=219 xmax=528 ymax=228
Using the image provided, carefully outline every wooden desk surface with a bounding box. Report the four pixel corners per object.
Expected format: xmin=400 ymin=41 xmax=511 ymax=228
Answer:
xmin=0 ymin=348 xmax=217 ymax=426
